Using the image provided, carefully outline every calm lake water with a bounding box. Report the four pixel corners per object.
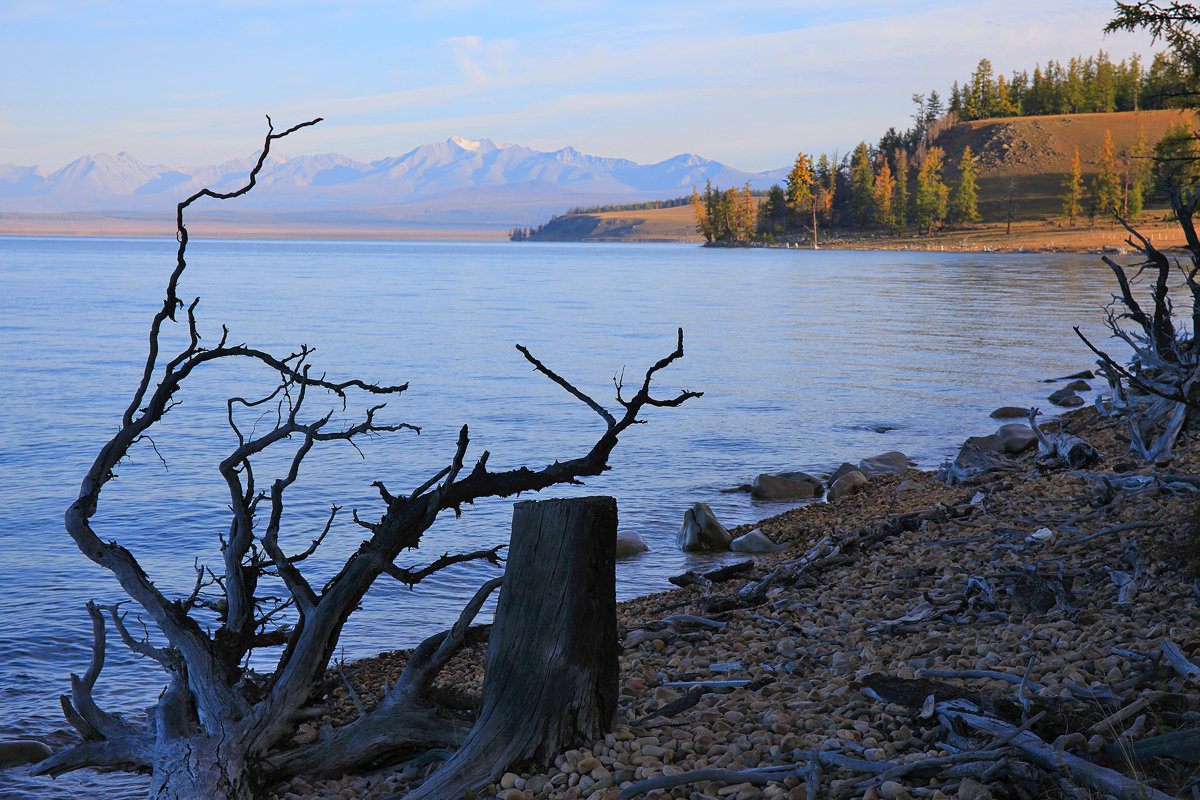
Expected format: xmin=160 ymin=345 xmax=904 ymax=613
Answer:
xmin=0 ymin=237 xmax=1132 ymax=798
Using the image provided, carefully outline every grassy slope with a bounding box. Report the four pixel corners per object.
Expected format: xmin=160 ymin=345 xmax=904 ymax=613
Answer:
xmin=533 ymin=108 xmax=1197 ymax=246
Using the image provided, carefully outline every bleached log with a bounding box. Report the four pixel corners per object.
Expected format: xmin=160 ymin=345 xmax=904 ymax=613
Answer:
xmin=1161 ymin=639 xmax=1200 ymax=684
xmin=937 ymin=701 xmax=1177 ymax=800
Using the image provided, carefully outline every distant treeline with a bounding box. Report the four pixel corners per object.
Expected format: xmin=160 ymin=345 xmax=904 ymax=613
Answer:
xmin=563 ymin=197 xmax=691 ymax=215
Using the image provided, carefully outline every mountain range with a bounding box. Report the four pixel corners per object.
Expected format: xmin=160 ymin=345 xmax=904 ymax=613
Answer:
xmin=0 ymin=138 xmax=785 ymax=229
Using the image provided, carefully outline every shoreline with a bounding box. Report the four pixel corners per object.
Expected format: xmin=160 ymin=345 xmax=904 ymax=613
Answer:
xmin=266 ymin=403 xmax=1200 ymax=800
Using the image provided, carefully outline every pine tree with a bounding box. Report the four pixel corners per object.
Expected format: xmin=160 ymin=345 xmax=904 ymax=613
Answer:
xmin=1062 ymin=148 xmax=1083 ymax=223
xmin=1088 ymin=129 xmax=1121 ymax=225
xmin=1125 ymin=127 xmax=1150 ymax=220
xmin=850 ymin=142 xmax=874 ymax=226
xmin=893 ymin=150 xmax=910 ymax=231
xmin=786 ymin=153 xmax=815 ymax=230
xmin=815 ymin=153 xmax=834 ymax=225
xmin=872 ymin=158 xmax=895 ymax=229
xmin=951 ymin=146 xmax=981 ymax=223
xmin=915 ymin=148 xmax=949 ymax=234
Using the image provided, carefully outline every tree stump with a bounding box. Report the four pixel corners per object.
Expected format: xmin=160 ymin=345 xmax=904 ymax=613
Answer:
xmin=402 ymin=495 xmax=619 ymax=800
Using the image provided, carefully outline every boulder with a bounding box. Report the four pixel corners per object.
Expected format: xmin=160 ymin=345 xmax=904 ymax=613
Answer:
xmin=1063 ymin=379 xmax=1091 ymax=391
xmin=963 ymin=434 xmax=1005 ymax=454
xmin=858 ymin=451 xmax=910 ymax=477
xmin=730 ymin=528 xmax=785 ymax=553
xmin=0 ymin=740 xmax=52 ymax=767
xmin=1048 ymin=387 xmax=1084 ymax=407
xmin=676 ymin=503 xmax=733 ymax=551
xmin=615 ymin=531 xmax=649 ymax=557
xmin=1044 ymin=370 xmax=1094 ymax=382
xmin=750 ymin=472 xmax=822 ymax=500
xmin=827 ymin=469 xmax=869 ymax=501
xmin=989 ymin=406 xmax=1030 ymax=419
xmin=997 ymin=423 xmax=1037 ymax=454
xmin=828 ymin=462 xmax=862 ymax=487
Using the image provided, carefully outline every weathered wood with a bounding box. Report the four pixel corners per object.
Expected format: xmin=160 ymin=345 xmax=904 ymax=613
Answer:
xmin=402 ymin=496 xmax=620 ymax=800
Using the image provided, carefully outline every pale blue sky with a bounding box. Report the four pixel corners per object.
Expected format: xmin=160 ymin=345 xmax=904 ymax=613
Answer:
xmin=1 ymin=1 xmax=1158 ymax=172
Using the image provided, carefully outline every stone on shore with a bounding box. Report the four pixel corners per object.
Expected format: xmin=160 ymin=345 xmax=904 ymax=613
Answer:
xmin=750 ymin=472 xmax=822 ymax=500
xmin=964 ymin=434 xmax=1005 ymax=454
xmin=730 ymin=528 xmax=785 ymax=553
xmin=676 ymin=502 xmax=733 ymax=551
xmin=614 ymin=532 xmax=649 ymax=557
xmin=827 ymin=469 xmax=869 ymax=501
xmin=0 ymin=739 xmax=52 ymax=767
xmin=989 ymin=406 xmax=1030 ymax=419
xmin=997 ymin=423 xmax=1037 ymax=453
xmin=1049 ymin=386 xmax=1085 ymax=407
xmin=858 ymin=451 xmax=909 ymax=477
xmin=829 ymin=462 xmax=861 ymax=486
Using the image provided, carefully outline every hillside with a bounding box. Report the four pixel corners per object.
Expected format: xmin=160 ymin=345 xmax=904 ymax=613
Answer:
xmin=527 ymin=109 xmax=1197 ymax=244
xmin=930 ymin=108 xmax=1196 ymax=219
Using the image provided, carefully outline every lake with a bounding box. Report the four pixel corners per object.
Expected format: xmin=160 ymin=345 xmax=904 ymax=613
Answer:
xmin=0 ymin=237 xmax=1128 ymax=798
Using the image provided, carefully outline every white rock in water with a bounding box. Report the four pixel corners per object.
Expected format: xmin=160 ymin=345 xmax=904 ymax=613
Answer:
xmin=730 ymin=528 xmax=784 ymax=553
xmin=615 ymin=531 xmax=650 ymax=557
xmin=677 ymin=502 xmax=732 ymax=551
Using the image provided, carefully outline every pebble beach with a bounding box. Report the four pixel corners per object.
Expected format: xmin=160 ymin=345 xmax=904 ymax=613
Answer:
xmin=269 ymin=405 xmax=1200 ymax=800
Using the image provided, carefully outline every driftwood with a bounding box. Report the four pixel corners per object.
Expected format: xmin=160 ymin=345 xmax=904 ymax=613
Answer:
xmin=936 ymin=700 xmax=1178 ymax=800
xmin=1027 ymin=407 xmax=1099 ymax=467
xmin=400 ymin=497 xmax=620 ymax=800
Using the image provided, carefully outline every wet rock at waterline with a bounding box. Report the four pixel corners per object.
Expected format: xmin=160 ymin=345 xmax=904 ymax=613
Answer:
xmin=827 ymin=469 xmax=869 ymax=502
xmin=1048 ymin=386 xmax=1085 ymax=407
xmin=858 ymin=451 xmax=910 ymax=477
xmin=729 ymin=528 xmax=785 ymax=553
xmin=614 ymin=531 xmax=649 ymax=557
xmin=1043 ymin=369 xmax=1094 ymax=382
xmin=989 ymin=406 xmax=1031 ymax=419
xmin=750 ymin=472 xmax=823 ymax=500
xmin=677 ymin=502 xmax=733 ymax=551
xmin=0 ymin=740 xmax=52 ymax=767
xmin=964 ymin=433 xmax=1006 ymax=454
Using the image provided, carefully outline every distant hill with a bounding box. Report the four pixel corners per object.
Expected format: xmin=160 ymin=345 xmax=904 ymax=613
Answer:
xmin=0 ymin=137 xmax=784 ymax=232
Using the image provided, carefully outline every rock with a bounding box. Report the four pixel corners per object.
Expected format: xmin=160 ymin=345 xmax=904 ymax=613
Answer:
xmin=1048 ymin=386 xmax=1084 ymax=407
xmin=858 ymin=451 xmax=909 ymax=477
xmin=990 ymin=406 xmax=1031 ymax=419
xmin=0 ymin=739 xmax=52 ymax=767
xmin=614 ymin=531 xmax=649 ymax=557
xmin=676 ymin=502 xmax=733 ymax=551
xmin=751 ymin=473 xmax=821 ymax=500
xmin=1044 ymin=369 xmax=1095 ymax=382
xmin=997 ymin=423 xmax=1037 ymax=454
xmin=956 ymin=778 xmax=994 ymax=800
xmin=719 ymin=483 xmax=753 ymax=494
xmin=879 ymin=781 xmax=914 ymax=800
xmin=964 ymin=434 xmax=1005 ymax=454
xmin=730 ymin=529 xmax=785 ymax=553
xmin=1063 ymin=379 xmax=1091 ymax=391
xmin=828 ymin=462 xmax=861 ymax=486
xmin=827 ymin=470 xmax=868 ymax=502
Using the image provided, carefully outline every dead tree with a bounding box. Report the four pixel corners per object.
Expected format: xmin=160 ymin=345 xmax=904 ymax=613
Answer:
xmin=1076 ymin=188 xmax=1200 ymax=461
xmin=32 ymin=119 xmax=700 ymax=800
xmin=402 ymin=496 xmax=619 ymax=800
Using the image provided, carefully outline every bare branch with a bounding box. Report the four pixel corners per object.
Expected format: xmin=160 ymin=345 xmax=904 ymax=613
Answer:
xmin=516 ymin=343 xmax=617 ymax=427
xmin=383 ymin=546 xmax=506 ymax=589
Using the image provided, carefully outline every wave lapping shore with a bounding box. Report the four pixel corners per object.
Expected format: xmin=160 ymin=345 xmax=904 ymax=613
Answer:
xmin=270 ymin=407 xmax=1199 ymax=800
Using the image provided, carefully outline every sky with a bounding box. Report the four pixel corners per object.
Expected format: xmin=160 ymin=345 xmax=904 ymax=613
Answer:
xmin=0 ymin=1 xmax=1162 ymax=173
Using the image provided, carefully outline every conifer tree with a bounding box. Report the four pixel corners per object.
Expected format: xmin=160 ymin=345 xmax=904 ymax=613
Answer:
xmin=893 ymin=149 xmax=909 ymax=230
xmin=786 ymin=153 xmax=815 ymax=231
xmin=915 ymin=148 xmax=949 ymax=234
xmin=872 ymin=158 xmax=895 ymax=229
xmin=692 ymin=183 xmax=715 ymax=243
xmin=850 ymin=142 xmax=875 ymax=225
xmin=815 ymin=153 xmax=835 ymax=224
xmin=951 ymin=146 xmax=981 ymax=223
xmin=1062 ymin=148 xmax=1083 ymax=223
xmin=1088 ymin=129 xmax=1121 ymax=225
xmin=1125 ymin=127 xmax=1150 ymax=220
